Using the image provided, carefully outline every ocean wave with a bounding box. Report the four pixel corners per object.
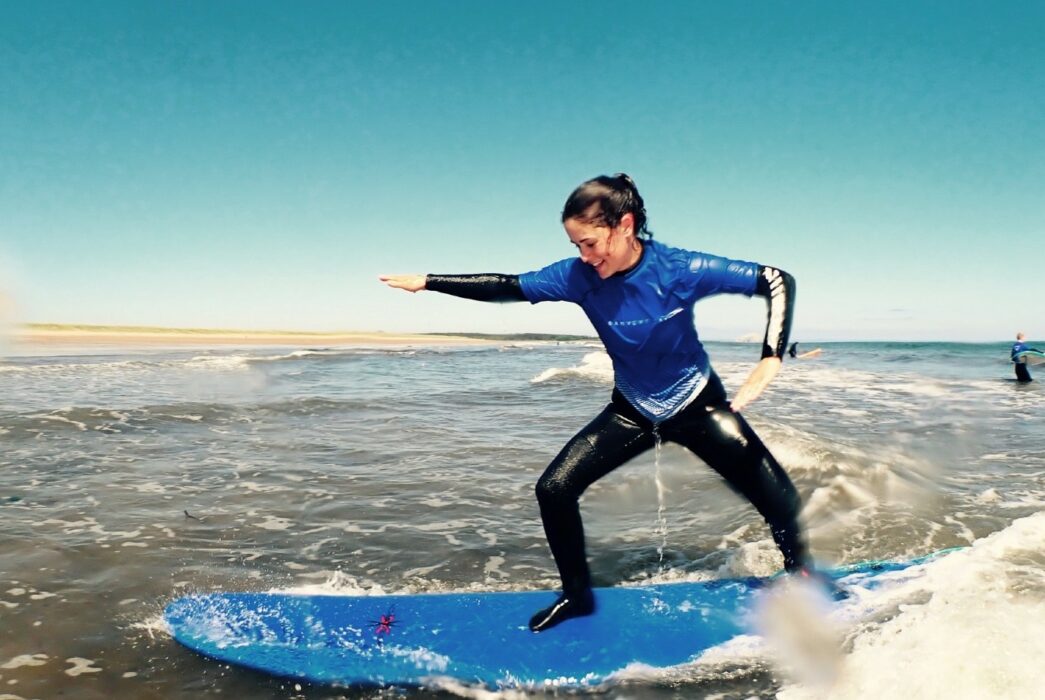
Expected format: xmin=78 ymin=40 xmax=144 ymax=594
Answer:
xmin=0 ymin=353 xmax=266 ymax=377
xmin=0 ymin=357 xmax=162 ymax=375
xmin=183 ymin=354 xmax=257 ymax=370
xmin=799 ymin=444 xmax=944 ymax=534
xmin=778 ymin=514 xmax=1045 ymax=700
xmin=531 ymin=351 xmax=613 ymax=384
xmin=609 ymin=521 xmax=1044 ymax=699
xmin=0 ymin=396 xmax=383 ymax=437
xmin=0 ymin=405 xmax=242 ymax=437
xmin=234 ymin=347 xmax=421 ymax=363
xmin=0 ymin=347 xmax=421 ymax=376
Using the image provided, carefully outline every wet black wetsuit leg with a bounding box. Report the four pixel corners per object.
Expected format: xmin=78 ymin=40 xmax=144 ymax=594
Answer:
xmin=658 ymin=373 xmax=809 ymax=572
xmin=1015 ymin=363 xmax=1032 ymax=382
xmin=530 ymin=375 xmax=808 ymax=631
xmin=530 ymin=397 xmax=656 ymax=631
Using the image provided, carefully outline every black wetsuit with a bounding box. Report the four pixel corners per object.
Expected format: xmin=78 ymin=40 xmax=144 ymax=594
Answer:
xmin=534 ymin=375 xmax=806 ymax=592
xmin=426 ymin=250 xmax=804 ymax=631
xmin=1016 ymin=363 xmax=1032 ymax=383
xmin=1012 ymin=341 xmax=1037 ymax=383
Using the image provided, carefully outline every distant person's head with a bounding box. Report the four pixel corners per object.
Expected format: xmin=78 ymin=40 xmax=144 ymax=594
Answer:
xmin=561 ymin=174 xmax=650 ymax=279
xmin=1017 ymin=332 xmax=1026 ymax=341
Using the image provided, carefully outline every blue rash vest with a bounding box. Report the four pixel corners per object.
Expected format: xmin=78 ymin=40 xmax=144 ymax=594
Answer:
xmin=518 ymin=239 xmax=760 ymax=422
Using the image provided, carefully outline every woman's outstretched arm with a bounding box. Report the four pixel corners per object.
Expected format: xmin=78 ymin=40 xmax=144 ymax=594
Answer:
xmin=379 ymin=273 xmax=527 ymax=302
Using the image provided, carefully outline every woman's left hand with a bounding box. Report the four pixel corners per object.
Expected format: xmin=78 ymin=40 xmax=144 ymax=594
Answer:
xmin=730 ymin=357 xmax=782 ymax=412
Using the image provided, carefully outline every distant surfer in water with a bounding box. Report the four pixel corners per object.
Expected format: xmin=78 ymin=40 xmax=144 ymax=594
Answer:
xmin=1012 ymin=332 xmax=1038 ymax=382
xmin=381 ymin=174 xmax=813 ymax=631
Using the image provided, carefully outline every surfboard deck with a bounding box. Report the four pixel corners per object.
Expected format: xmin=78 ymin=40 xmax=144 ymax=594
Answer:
xmin=1014 ymin=349 xmax=1045 ymax=366
xmin=165 ymin=549 xmax=956 ymax=689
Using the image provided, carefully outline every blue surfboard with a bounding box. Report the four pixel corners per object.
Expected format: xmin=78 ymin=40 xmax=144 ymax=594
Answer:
xmin=1014 ymin=349 xmax=1045 ymax=366
xmin=165 ymin=550 xmax=956 ymax=689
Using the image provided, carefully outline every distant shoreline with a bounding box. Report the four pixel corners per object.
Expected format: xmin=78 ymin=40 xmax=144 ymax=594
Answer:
xmin=11 ymin=323 xmax=517 ymax=348
xmin=11 ymin=324 xmax=594 ymax=348
xmin=8 ymin=325 xmax=1012 ymax=348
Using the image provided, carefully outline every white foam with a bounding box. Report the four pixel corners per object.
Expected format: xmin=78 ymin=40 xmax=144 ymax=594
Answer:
xmin=277 ymin=570 xmax=391 ymax=596
xmin=0 ymin=655 xmax=47 ymax=670
xmin=600 ymin=518 xmax=1045 ymax=698
xmin=402 ymin=563 xmax=443 ymax=578
xmin=483 ymin=555 xmax=507 ymax=580
xmin=234 ymin=480 xmax=288 ymax=494
xmin=33 ymin=413 xmax=87 ymax=431
xmin=130 ymin=482 xmax=168 ymax=494
xmin=63 ymin=657 xmax=101 ymax=676
xmin=185 ymin=355 xmax=254 ymax=371
xmin=427 ymin=676 xmax=531 ymax=699
xmin=779 ymin=513 xmax=1045 ymax=700
xmin=531 ymin=351 xmax=613 ymax=384
xmin=718 ymin=539 xmax=784 ymax=577
xmin=755 ymin=577 xmax=845 ymax=689
xmin=976 ymin=488 xmax=1002 ymax=503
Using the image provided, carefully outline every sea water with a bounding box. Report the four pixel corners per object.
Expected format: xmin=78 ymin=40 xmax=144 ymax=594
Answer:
xmin=0 ymin=340 xmax=1042 ymax=699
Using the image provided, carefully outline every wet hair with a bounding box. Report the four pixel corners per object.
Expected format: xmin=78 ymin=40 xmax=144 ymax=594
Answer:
xmin=561 ymin=173 xmax=651 ymax=239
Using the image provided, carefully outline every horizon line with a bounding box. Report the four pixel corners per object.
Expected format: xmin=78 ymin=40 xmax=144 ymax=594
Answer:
xmin=10 ymin=323 xmax=1019 ymax=345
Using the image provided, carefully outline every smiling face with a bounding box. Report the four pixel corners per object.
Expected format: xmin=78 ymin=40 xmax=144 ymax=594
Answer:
xmin=564 ymin=211 xmax=643 ymax=279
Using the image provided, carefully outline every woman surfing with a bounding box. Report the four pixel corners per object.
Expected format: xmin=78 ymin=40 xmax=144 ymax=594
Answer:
xmin=381 ymin=174 xmax=813 ymax=631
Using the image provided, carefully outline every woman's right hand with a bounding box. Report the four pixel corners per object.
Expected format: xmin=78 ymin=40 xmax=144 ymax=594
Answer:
xmin=378 ymin=274 xmax=426 ymax=293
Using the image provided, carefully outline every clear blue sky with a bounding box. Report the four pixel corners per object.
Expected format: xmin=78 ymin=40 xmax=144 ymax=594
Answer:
xmin=2 ymin=0 xmax=1042 ymax=341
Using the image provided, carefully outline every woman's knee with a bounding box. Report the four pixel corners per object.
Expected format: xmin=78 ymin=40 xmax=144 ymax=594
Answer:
xmin=535 ymin=473 xmax=575 ymax=508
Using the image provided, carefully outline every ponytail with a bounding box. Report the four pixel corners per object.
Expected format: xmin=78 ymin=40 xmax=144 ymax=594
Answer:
xmin=561 ymin=173 xmax=651 ymax=239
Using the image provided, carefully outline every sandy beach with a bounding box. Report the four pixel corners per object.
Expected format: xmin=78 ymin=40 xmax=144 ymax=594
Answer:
xmin=10 ymin=323 xmax=497 ymax=349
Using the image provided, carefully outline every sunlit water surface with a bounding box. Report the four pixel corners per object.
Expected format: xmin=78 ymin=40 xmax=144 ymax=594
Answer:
xmin=1 ymin=341 xmax=1042 ymax=699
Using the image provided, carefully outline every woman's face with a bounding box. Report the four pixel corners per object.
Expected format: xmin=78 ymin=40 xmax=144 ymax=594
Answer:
xmin=563 ymin=213 xmax=640 ymax=279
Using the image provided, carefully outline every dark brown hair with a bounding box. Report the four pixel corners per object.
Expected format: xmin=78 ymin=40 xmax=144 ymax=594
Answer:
xmin=561 ymin=173 xmax=651 ymax=239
